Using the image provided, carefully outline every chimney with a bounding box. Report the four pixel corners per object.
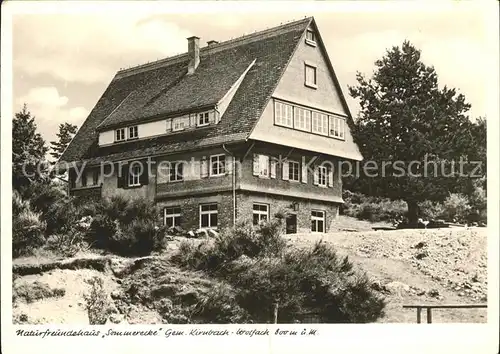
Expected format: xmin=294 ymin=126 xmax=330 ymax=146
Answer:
xmin=187 ymin=36 xmax=200 ymax=74
xmin=207 ymin=40 xmax=219 ymax=46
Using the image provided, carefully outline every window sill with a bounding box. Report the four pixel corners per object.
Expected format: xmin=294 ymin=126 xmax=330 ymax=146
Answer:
xmin=167 ymin=179 xmax=184 ymax=183
xmin=197 ymin=123 xmax=209 ymax=127
xmin=210 ymin=173 xmax=226 ymax=178
xmin=304 ymin=82 xmax=318 ymax=90
xmin=305 ymin=39 xmax=317 ymax=47
xmin=126 ymin=184 xmax=143 ymax=189
xmin=127 ymin=137 xmax=139 ymax=141
xmin=288 ymin=179 xmax=301 ymax=183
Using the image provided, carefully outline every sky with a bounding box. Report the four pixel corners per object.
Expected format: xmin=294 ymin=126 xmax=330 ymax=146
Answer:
xmin=10 ymin=1 xmax=495 ymax=144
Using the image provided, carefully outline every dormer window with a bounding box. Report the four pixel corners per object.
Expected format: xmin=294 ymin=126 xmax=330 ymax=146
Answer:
xmin=115 ymin=128 xmax=126 ymax=142
xmin=128 ymin=126 xmax=138 ymax=139
xmin=172 ymin=117 xmax=186 ymax=131
xmin=305 ymin=29 xmax=316 ymax=46
xmin=198 ymin=112 xmax=210 ymax=126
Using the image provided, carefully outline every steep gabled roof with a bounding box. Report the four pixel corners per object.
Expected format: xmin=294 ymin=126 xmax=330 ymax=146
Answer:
xmin=61 ymin=17 xmax=312 ymax=164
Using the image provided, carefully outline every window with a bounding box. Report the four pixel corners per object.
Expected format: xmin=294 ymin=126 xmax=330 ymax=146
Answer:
xmin=169 ymin=162 xmax=184 ymax=182
xmin=115 ymin=128 xmax=126 ymax=142
xmin=329 ymin=116 xmax=345 ymax=139
xmin=164 ymin=207 xmax=181 ymax=228
xmin=200 ymin=203 xmax=218 ymax=228
xmin=312 ymin=112 xmax=329 ymax=136
xmin=253 ymin=203 xmax=269 ymax=225
xmin=311 ymin=210 xmax=325 ymax=233
xmin=198 ymin=112 xmax=210 ymax=126
xmin=288 ymin=161 xmax=300 ymax=182
xmin=275 ymin=101 xmax=293 ymax=128
xmin=128 ymin=165 xmax=141 ymax=187
xmin=128 ymin=126 xmax=138 ymax=139
xmin=305 ymin=64 xmax=317 ymax=88
xmin=253 ymin=154 xmax=270 ymax=178
xmin=210 ymin=154 xmax=226 ymax=176
xmin=317 ymin=165 xmax=328 ymax=187
xmin=92 ymin=170 xmax=99 ymax=185
xmin=294 ymin=107 xmax=311 ymax=132
xmin=306 ymin=29 xmax=316 ymax=45
xmin=172 ymin=117 xmax=187 ymax=131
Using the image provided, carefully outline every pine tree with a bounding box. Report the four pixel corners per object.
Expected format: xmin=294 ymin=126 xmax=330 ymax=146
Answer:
xmin=348 ymin=41 xmax=485 ymax=223
xmin=50 ymin=122 xmax=78 ymax=162
xmin=12 ymin=104 xmax=49 ymax=192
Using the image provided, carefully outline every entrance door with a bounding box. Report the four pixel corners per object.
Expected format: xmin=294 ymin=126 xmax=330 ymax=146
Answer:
xmin=286 ymin=214 xmax=297 ymax=234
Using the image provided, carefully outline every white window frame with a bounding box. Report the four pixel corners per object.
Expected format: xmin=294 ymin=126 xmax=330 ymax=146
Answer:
xmin=304 ymin=63 xmax=317 ymax=88
xmin=258 ymin=154 xmax=270 ymax=178
xmin=311 ymin=210 xmax=325 ymax=233
xmin=274 ymin=101 xmax=293 ymax=128
xmin=128 ymin=165 xmax=141 ymax=187
xmin=312 ymin=112 xmax=329 ymax=136
xmin=294 ymin=107 xmax=311 ymax=132
xmin=172 ymin=117 xmax=187 ymax=132
xmin=305 ymin=29 xmax=316 ymax=46
xmin=329 ymin=116 xmax=345 ymax=140
xmin=115 ymin=128 xmax=126 ymax=142
xmin=253 ymin=203 xmax=269 ymax=225
xmin=169 ymin=162 xmax=184 ymax=182
xmin=210 ymin=154 xmax=226 ymax=177
xmin=288 ymin=160 xmax=300 ymax=182
xmin=198 ymin=112 xmax=210 ymax=127
xmin=317 ymin=165 xmax=328 ymax=187
xmin=200 ymin=203 xmax=218 ymax=229
xmin=128 ymin=125 xmax=138 ymax=139
xmin=164 ymin=206 xmax=181 ymax=228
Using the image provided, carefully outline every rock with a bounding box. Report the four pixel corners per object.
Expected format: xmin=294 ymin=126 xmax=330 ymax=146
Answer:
xmin=414 ymin=241 xmax=427 ymax=249
xmin=384 ymin=281 xmax=410 ymax=294
xmin=110 ymin=290 xmax=122 ymax=300
xmin=371 ymin=281 xmax=384 ymax=292
xmin=107 ymin=314 xmax=127 ymax=324
xmin=417 ymin=290 xmax=426 ymax=296
xmin=195 ymin=228 xmax=209 ymax=238
xmin=415 ymin=251 xmax=429 ymax=260
xmin=428 ymin=289 xmax=440 ymax=298
xmin=109 ymin=259 xmax=130 ymax=277
xmin=187 ymin=231 xmax=196 ymax=238
xmin=207 ymin=229 xmax=219 ymax=238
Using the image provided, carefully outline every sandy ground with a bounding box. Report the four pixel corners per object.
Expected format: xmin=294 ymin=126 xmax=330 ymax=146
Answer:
xmin=12 ymin=217 xmax=488 ymax=324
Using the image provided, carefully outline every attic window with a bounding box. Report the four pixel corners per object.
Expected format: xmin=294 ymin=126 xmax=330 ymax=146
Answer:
xmin=198 ymin=112 xmax=210 ymax=127
xmin=304 ymin=63 xmax=317 ymax=89
xmin=128 ymin=126 xmax=138 ymax=139
xmin=172 ymin=117 xmax=187 ymax=131
xmin=115 ymin=128 xmax=126 ymax=142
xmin=305 ymin=29 xmax=316 ymax=46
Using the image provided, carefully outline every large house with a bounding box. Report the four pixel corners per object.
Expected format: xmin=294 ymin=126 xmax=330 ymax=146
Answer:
xmin=60 ymin=17 xmax=362 ymax=234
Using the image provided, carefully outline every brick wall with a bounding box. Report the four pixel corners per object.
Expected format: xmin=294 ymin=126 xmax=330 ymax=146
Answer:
xmin=236 ymin=191 xmax=339 ymax=233
xmin=156 ymin=192 xmax=234 ymax=231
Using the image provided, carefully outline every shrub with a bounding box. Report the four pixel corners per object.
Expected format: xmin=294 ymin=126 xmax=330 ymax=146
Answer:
xmin=442 ymin=193 xmax=471 ymax=223
xmin=84 ymin=276 xmax=111 ymax=325
xmin=418 ymin=200 xmax=446 ymax=221
xmin=12 ymin=193 xmax=47 ymax=258
xmin=88 ymin=215 xmax=118 ymax=250
xmin=13 ymin=281 xmax=65 ymax=303
xmin=116 ymin=220 xmax=167 ymax=256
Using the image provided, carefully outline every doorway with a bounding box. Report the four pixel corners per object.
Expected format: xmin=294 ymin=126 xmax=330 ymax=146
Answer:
xmin=286 ymin=214 xmax=297 ymax=234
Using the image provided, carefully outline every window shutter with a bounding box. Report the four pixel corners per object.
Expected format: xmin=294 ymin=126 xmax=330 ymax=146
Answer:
xmin=226 ymin=155 xmax=233 ymax=175
xmin=252 ymin=154 xmax=259 ymax=176
xmin=165 ymin=163 xmax=171 ymax=183
xmin=301 ymin=162 xmax=308 ymax=183
xmin=270 ymin=158 xmax=277 ymax=179
xmin=313 ymin=166 xmax=319 ymax=185
xmin=118 ymin=163 xmax=128 ymax=188
xmin=209 ymin=111 xmax=216 ymax=124
xmin=328 ymin=167 xmax=334 ymax=187
xmin=82 ymin=171 xmax=87 ymax=187
xmin=201 ymin=156 xmax=208 ymax=178
xmin=189 ymin=114 xmax=196 ymax=128
xmin=140 ymin=161 xmax=149 ymax=185
xmin=282 ymin=160 xmax=289 ymax=181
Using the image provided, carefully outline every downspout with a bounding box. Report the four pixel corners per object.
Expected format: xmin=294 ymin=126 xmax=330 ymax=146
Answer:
xmin=222 ymin=143 xmax=236 ymax=227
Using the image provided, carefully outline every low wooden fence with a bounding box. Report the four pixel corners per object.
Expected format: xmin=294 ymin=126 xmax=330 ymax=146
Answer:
xmin=403 ymin=304 xmax=487 ymax=323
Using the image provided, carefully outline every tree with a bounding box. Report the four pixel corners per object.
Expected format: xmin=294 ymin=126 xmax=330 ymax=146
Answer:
xmin=348 ymin=41 xmax=485 ymax=223
xmin=12 ymin=104 xmax=49 ymax=192
xmin=50 ymin=122 xmax=78 ymax=162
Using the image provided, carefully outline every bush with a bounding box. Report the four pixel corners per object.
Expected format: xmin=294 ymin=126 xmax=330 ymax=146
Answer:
xmin=13 ymin=281 xmax=66 ymax=303
xmin=173 ymin=217 xmax=385 ymax=323
xmin=418 ymin=200 xmax=446 ymax=221
xmin=84 ymin=276 xmax=112 ymax=325
xmin=12 ymin=192 xmax=47 ymax=258
xmin=173 ymin=219 xmax=287 ymax=273
xmin=341 ymin=190 xmax=407 ymax=222
xmin=86 ymin=197 xmax=166 ymax=256
xmin=442 ymin=193 xmax=471 ymax=223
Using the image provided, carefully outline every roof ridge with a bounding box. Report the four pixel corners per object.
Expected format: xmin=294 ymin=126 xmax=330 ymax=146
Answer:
xmin=115 ymin=16 xmax=312 ymax=79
